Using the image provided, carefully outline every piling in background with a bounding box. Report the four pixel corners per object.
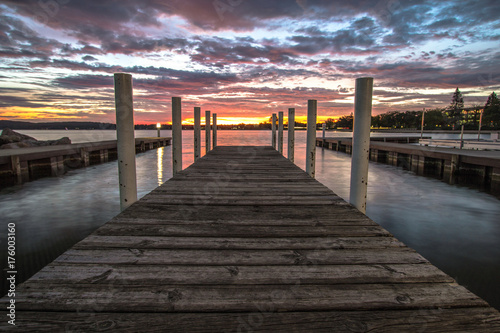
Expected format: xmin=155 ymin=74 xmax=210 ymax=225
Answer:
xmin=288 ymin=108 xmax=295 ymax=162
xmin=478 ymin=110 xmax=483 ymax=140
xmin=213 ymin=113 xmax=217 ymax=149
xmin=272 ymin=113 xmax=277 ymax=149
xmin=306 ymin=100 xmax=317 ymax=178
xmin=349 ymin=77 xmax=374 ymax=214
xmin=278 ymin=111 xmax=284 ymax=155
xmin=421 ymin=108 xmax=425 ymax=139
xmin=460 ymin=125 xmax=464 ymax=149
xmin=322 ymin=123 xmax=326 ymax=143
xmin=114 ymin=73 xmax=137 ymax=211
xmin=205 ymin=111 xmax=211 ymax=153
xmin=172 ymin=97 xmax=182 ymax=175
xmin=194 ymin=107 xmax=201 ymax=161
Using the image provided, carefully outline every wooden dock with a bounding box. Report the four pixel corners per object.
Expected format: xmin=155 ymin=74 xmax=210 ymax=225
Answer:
xmin=317 ymin=137 xmax=500 ymax=194
xmin=1 ymin=146 xmax=500 ymax=332
xmin=0 ymin=137 xmax=171 ymax=188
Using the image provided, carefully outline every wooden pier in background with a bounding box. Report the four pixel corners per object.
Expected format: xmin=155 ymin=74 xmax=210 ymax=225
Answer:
xmin=317 ymin=137 xmax=500 ymax=194
xmin=1 ymin=146 xmax=500 ymax=331
xmin=0 ymin=137 xmax=171 ymax=188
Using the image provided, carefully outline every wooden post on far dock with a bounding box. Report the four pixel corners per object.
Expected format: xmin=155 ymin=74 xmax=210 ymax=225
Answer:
xmin=306 ymin=100 xmax=317 ymax=178
xmin=350 ymin=77 xmax=373 ymax=214
xmin=421 ymin=108 xmax=425 ymax=139
xmin=213 ymin=113 xmax=217 ymax=149
xmin=194 ymin=107 xmax=201 ymax=161
xmin=460 ymin=124 xmax=464 ymax=149
xmin=205 ymin=111 xmax=211 ymax=153
xmin=322 ymin=123 xmax=326 ymax=147
xmin=114 ymin=73 xmax=137 ymax=211
xmin=478 ymin=109 xmax=483 ymax=140
xmin=288 ymin=108 xmax=295 ymax=162
xmin=278 ymin=111 xmax=284 ymax=155
xmin=272 ymin=113 xmax=277 ymax=149
xmin=172 ymin=97 xmax=182 ymax=175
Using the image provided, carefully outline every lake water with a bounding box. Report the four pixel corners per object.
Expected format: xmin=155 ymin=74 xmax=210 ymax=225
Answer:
xmin=1 ymin=129 xmax=499 ymax=310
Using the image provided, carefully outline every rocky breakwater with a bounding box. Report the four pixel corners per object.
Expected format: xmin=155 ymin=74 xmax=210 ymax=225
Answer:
xmin=0 ymin=128 xmax=71 ymax=149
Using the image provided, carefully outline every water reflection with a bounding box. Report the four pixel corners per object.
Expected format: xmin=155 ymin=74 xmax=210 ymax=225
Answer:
xmin=157 ymin=147 xmax=164 ymax=186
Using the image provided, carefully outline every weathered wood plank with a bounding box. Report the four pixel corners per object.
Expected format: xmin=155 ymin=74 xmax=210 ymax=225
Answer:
xmin=10 ymin=283 xmax=487 ymax=312
xmin=93 ymin=224 xmax=392 ymax=237
xmin=2 ymin=308 xmax=499 ymax=333
xmin=55 ymin=248 xmax=428 ymax=265
xmin=28 ymin=263 xmax=453 ymax=285
xmin=74 ymin=235 xmax=405 ymax=250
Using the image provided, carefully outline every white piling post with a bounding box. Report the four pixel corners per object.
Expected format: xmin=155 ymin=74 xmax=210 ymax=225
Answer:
xmin=194 ymin=107 xmax=201 ymax=161
xmin=349 ymin=77 xmax=373 ymax=214
xmin=421 ymin=108 xmax=425 ymax=139
xmin=460 ymin=124 xmax=464 ymax=149
xmin=271 ymin=113 xmax=277 ymax=149
xmin=114 ymin=73 xmax=137 ymax=211
xmin=278 ymin=111 xmax=284 ymax=155
xmin=157 ymin=123 xmax=161 ymax=137
xmin=478 ymin=109 xmax=483 ymax=140
xmin=288 ymin=108 xmax=295 ymax=162
xmin=172 ymin=97 xmax=182 ymax=175
xmin=213 ymin=113 xmax=217 ymax=149
xmin=306 ymin=100 xmax=317 ymax=178
xmin=322 ymin=123 xmax=326 ymax=147
xmin=205 ymin=110 xmax=211 ymax=153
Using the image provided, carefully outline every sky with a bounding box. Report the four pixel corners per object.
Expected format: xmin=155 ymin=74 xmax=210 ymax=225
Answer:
xmin=0 ymin=0 xmax=499 ymax=125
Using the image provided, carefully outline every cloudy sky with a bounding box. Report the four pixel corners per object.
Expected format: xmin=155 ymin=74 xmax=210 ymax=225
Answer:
xmin=0 ymin=0 xmax=499 ymax=124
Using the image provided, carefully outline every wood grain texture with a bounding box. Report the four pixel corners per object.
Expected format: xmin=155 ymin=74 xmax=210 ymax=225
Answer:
xmin=1 ymin=145 xmax=499 ymax=331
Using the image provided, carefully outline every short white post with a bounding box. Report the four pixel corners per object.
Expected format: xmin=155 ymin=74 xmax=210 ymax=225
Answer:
xmin=205 ymin=111 xmax=211 ymax=153
xmin=306 ymin=100 xmax=317 ymax=178
xmin=157 ymin=123 xmax=161 ymax=137
xmin=172 ymin=97 xmax=182 ymax=175
xmin=278 ymin=111 xmax=284 ymax=155
xmin=288 ymin=108 xmax=295 ymax=162
xmin=213 ymin=113 xmax=217 ymax=149
xmin=421 ymin=108 xmax=425 ymax=139
xmin=194 ymin=107 xmax=201 ymax=161
xmin=272 ymin=113 xmax=277 ymax=149
xmin=349 ymin=77 xmax=373 ymax=214
xmin=114 ymin=73 xmax=137 ymax=211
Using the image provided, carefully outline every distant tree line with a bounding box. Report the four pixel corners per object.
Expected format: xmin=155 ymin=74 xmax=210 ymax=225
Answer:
xmin=325 ymin=89 xmax=500 ymax=130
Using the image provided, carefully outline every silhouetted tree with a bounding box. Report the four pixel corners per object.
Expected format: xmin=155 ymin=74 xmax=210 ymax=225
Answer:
xmin=483 ymin=91 xmax=500 ymax=128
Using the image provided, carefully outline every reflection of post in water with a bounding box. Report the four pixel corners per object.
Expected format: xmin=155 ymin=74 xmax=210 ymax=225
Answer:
xmin=157 ymin=147 xmax=164 ymax=186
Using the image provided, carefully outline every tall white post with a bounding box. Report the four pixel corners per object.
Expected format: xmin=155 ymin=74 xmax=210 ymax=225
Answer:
xmin=194 ymin=107 xmax=201 ymax=161
xmin=306 ymin=100 xmax=317 ymax=178
xmin=288 ymin=108 xmax=295 ymax=162
xmin=114 ymin=73 xmax=137 ymax=211
xmin=278 ymin=111 xmax=284 ymax=155
xmin=205 ymin=110 xmax=211 ymax=153
xmin=213 ymin=113 xmax=217 ymax=149
xmin=350 ymin=77 xmax=373 ymax=214
xmin=172 ymin=97 xmax=182 ymax=175
xmin=421 ymin=108 xmax=425 ymax=139
xmin=271 ymin=113 xmax=277 ymax=149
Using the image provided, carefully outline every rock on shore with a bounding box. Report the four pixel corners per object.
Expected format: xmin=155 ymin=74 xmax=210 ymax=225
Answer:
xmin=0 ymin=128 xmax=71 ymax=149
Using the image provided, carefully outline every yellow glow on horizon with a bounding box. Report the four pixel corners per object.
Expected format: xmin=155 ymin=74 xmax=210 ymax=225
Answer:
xmin=0 ymin=107 xmax=83 ymax=120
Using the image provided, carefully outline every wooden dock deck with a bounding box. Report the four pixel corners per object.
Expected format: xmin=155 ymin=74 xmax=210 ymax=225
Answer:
xmin=2 ymin=146 xmax=500 ymax=332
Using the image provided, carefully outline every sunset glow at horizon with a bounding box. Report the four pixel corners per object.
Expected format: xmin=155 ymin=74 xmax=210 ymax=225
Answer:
xmin=0 ymin=1 xmax=499 ymax=124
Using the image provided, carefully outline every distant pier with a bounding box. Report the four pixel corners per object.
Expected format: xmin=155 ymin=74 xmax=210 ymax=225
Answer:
xmin=317 ymin=136 xmax=500 ymax=195
xmin=0 ymin=137 xmax=171 ymax=188
xmin=1 ymin=146 xmax=499 ymax=331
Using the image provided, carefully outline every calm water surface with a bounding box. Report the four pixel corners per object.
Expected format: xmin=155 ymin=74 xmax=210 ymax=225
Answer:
xmin=1 ymin=130 xmax=499 ymax=310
